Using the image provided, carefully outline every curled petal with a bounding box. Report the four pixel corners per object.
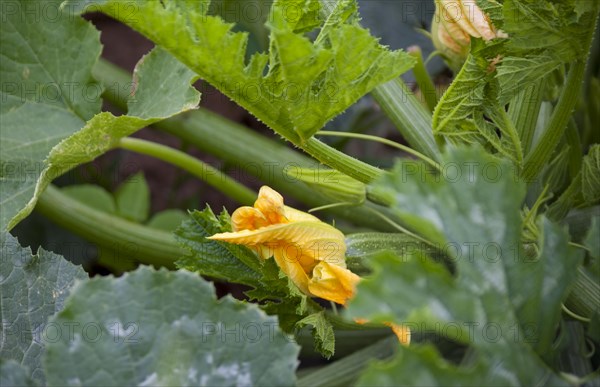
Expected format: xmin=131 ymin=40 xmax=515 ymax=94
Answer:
xmin=231 ymin=207 xmax=269 ymax=231
xmin=209 ymin=221 xmax=346 ymax=264
xmin=253 ymin=186 xmax=288 ymax=225
xmin=308 ymin=262 xmax=360 ymax=305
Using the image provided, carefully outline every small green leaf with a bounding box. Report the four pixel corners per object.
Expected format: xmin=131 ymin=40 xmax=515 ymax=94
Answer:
xmin=496 ymin=54 xmax=561 ymax=105
xmin=175 ymin=207 xmax=262 ymax=287
xmin=0 ymin=232 xmax=88 ymax=385
xmin=115 ymin=172 xmax=150 ymax=223
xmin=296 ymin=311 xmax=335 ymax=359
xmin=43 ymin=266 xmax=299 ymax=386
xmin=432 ymin=50 xmax=489 ymax=133
xmin=146 ymin=209 xmax=188 ymax=231
xmin=61 ymin=184 xmax=116 ymax=214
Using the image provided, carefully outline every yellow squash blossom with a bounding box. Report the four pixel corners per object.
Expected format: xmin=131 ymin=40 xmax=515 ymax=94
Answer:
xmin=209 ymin=185 xmax=360 ymax=305
xmin=209 ymin=186 xmax=409 ymax=345
xmin=432 ymin=0 xmax=507 ymax=70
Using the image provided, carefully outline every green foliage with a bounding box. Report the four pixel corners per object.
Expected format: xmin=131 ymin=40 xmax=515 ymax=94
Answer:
xmin=348 ymin=147 xmax=583 ymax=385
xmin=0 ymin=360 xmax=38 ymax=387
xmin=0 ymin=2 xmax=200 ymax=232
xmin=0 ymin=232 xmax=88 ymax=385
xmin=64 ymin=0 xmax=414 ymax=142
xmin=0 ymin=0 xmax=101 ymax=231
xmin=43 ymin=266 xmax=299 ymax=386
xmin=146 ymin=209 xmax=188 ymax=231
xmin=115 ymin=172 xmax=150 ymax=223
xmin=433 ymin=0 xmax=599 ymax=168
xmin=62 ymin=185 xmax=117 ymax=214
xmin=175 ymin=207 xmax=337 ymax=357
xmin=548 ymin=145 xmax=600 ymax=219
xmin=296 ymin=312 xmax=336 ymax=359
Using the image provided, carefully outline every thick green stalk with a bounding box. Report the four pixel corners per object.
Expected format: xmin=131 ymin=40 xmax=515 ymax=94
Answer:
xmin=508 ymin=79 xmax=543 ymax=156
xmin=519 ymin=6 xmax=598 ymax=180
xmin=118 ymin=137 xmax=256 ymax=205
xmin=522 ymin=60 xmax=588 ymax=182
xmin=408 ymin=46 xmax=438 ymax=112
xmin=36 ymin=185 xmax=183 ymax=268
xmin=317 ymin=131 xmax=440 ymax=170
xmin=371 ymin=79 xmax=442 ymax=161
xmin=296 ymin=337 xmax=397 ymax=387
xmin=301 ymin=137 xmax=384 ymax=183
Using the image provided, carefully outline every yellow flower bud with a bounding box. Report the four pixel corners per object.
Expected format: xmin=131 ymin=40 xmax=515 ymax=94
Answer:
xmin=432 ymin=0 xmax=506 ymax=70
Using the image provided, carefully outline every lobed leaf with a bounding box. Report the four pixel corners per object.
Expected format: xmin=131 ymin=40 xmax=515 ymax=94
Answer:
xmin=43 ymin=266 xmax=299 ymax=386
xmin=1 ymin=1 xmax=200 ymax=232
xmin=348 ymin=147 xmax=582 ymax=385
xmin=0 ymin=232 xmax=88 ymax=385
xmin=63 ymin=0 xmax=414 ymax=142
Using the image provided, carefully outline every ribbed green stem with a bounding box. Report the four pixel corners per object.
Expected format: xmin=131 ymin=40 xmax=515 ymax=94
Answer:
xmin=317 ymin=130 xmax=440 ymax=170
xmin=508 ymin=79 xmax=542 ymax=156
xmin=408 ymin=46 xmax=438 ymax=112
xmin=565 ymin=267 xmax=600 ymax=319
xmin=371 ymin=79 xmax=442 ymax=161
xmin=297 ymin=337 xmax=397 ymax=386
xmin=565 ymin=118 xmax=583 ymax=179
xmin=118 ymin=137 xmax=256 ymax=205
xmin=301 ymin=137 xmax=383 ymax=183
xmin=36 ymin=185 xmax=183 ymax=268
xmin=522 ymin=60 xmax=588 ymax=182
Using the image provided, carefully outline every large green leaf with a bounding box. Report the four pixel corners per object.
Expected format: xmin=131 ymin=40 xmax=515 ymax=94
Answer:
xmin=64 ymin=0 xmax=414 ymax=142
xmin=349 ymin=147 xmax=583 ymax=385
xmin=0 ymin=232 xmax=88 ymax=385
xmin=0 ymin=360 xmax=38 ymax=387
xmin=0 ymin=0 xmax=101 ymax=231
xmin=43 ymin=266 xmax=299 ymax=386
xmin=0 ymin=0 xmax=200 ymax=231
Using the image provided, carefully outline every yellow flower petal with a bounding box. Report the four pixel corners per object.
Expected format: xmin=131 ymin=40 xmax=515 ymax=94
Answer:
xmin=354 ymin=318 xmax=411 ymax=346
xmin=386 ymin=322 xmax=411 ymax=346
xmin=308 ymin=261 xmax=360 ymax=305
xmin=209 ymin=185 xmax=355 ymax=304
xmin=253 ymin=186 xmax=288 ymax=226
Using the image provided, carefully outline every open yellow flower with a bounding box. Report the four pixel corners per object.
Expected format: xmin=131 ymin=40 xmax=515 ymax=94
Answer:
xmin=208 ymin=186 xmax=360 ymax=305
xmin=209 ymin=186 xmax=410 ymax=345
